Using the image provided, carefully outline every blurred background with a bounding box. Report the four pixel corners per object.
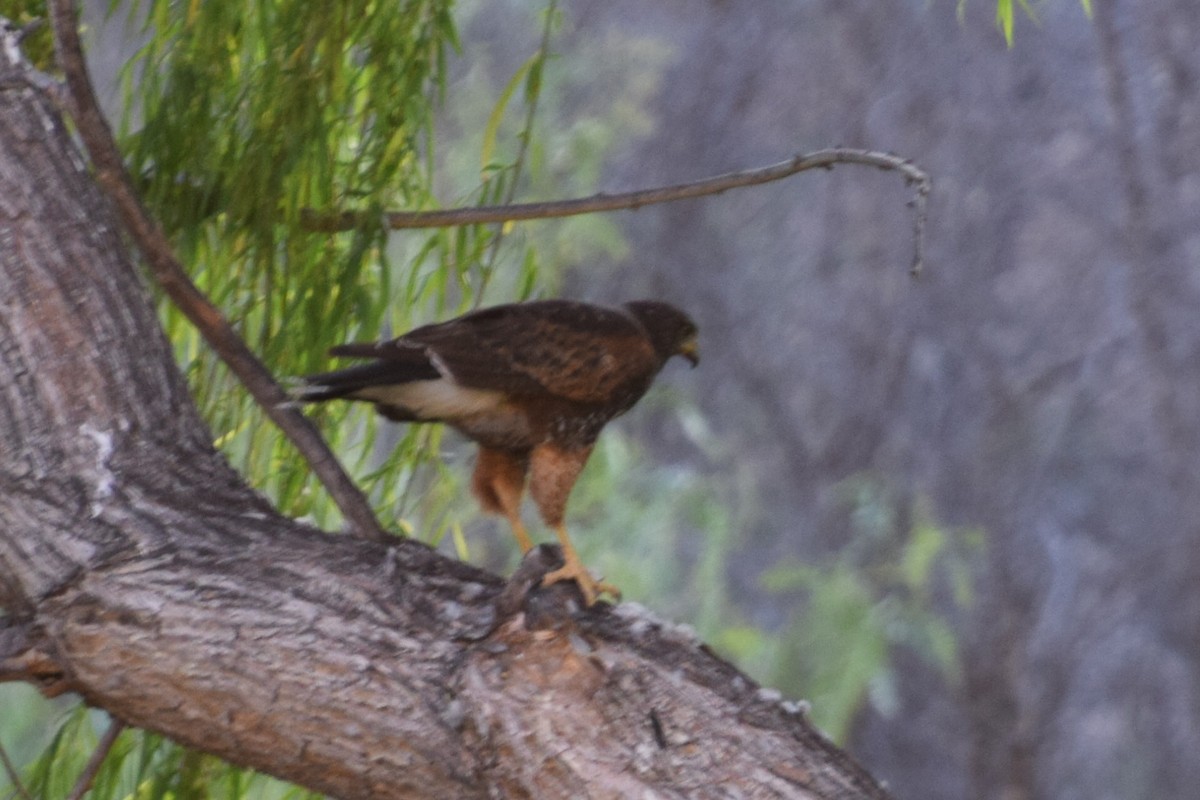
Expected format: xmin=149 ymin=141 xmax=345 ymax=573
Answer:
xmin=5 ymin=1 xmax=1200 ymax=799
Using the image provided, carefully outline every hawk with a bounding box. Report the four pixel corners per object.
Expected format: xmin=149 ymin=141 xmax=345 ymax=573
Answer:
xmin=296 ymin=299 xmax=699 ymax=605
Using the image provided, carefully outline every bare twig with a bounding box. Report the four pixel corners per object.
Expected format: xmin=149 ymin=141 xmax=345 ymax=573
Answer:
xmin=303 ymin=148 xmax=933 ymax=277
xmin=46 ymin=0 xmax=387 ymax=543
xmin=64 ymin=718 xmax=125 ymax=800
xmin=0 ymin=739 xmax=33 ymax=800
xmin=0 ymin=616 xmax=66 ymax=694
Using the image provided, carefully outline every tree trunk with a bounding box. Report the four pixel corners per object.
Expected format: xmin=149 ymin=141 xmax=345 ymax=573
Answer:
xmin=0 ymin=32 xmax=890 ymax=800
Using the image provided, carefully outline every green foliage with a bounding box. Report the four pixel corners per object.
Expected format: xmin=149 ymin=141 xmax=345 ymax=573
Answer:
xmin=112 ymin=0 xmax=558 ymax=540
xmin=0 ymin=685 xmax=72 ymax=797
xmin=958 ymin=0 xmax=1093 ymax=44
xmin=0 ymin=0 xmax=53 ymax=68
xmin=117 ymin=0 xmax=484 ymax=531
xmin=435 ymin=6 xmax=671 ymax=294
xmin=1 ymin=704 xmax=319 ymax=799
xmin=574 ymin=459 xmax=981 ymax=749
xmin=755 ymin=478 xmax=982 ymax=743
xmin=480 ymin=52 xmax=538 ymax=175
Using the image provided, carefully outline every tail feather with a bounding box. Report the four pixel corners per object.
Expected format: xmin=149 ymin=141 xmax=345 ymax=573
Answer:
xmin=292 ymin=350 xmax=440 ymax=404
xmin=328 ymin=342 xmax=396 ymax=358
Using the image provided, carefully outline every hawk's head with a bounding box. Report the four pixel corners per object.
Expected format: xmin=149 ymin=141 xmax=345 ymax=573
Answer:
xmin=624 ymin=300 xmax=699 ymax=367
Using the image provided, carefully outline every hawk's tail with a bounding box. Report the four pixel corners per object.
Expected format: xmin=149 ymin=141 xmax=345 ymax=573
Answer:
xmin=290 ymin=346 xmax=440 ymax=404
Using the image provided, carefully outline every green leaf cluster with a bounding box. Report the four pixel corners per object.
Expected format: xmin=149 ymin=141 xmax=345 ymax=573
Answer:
xmin=754 ymin=478 xmax=983 ymax=743
xmin=12 ymin=706 xmax=318 ymax=800
xmin=957 ymin=0 xmax=1094 ymax=45
xmin=0 ymin=0 xmax=54 ymax=67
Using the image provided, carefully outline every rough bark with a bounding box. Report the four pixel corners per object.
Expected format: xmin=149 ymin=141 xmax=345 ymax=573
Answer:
xmin=0 ymin=30 xmax=889 ymax=800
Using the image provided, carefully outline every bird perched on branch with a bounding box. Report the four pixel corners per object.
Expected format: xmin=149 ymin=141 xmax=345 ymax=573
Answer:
xmin=295 ymin=299 xmax=699 ymax=605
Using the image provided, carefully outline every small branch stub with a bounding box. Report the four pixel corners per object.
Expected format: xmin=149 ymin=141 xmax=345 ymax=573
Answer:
xmin=0 ymin=617 xmax=67 ymax=694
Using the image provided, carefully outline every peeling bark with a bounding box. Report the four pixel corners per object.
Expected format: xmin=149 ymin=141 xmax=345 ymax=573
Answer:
xmin=0 ymin=30 xmax=890 ymax=800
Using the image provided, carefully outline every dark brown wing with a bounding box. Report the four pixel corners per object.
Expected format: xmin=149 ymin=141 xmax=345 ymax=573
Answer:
xmin=400 ymin=300 xmax=659 ymax=404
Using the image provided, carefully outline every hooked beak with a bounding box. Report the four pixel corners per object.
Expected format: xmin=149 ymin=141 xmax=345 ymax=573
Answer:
xmin=679 ymin=337 xmax=700 ymax=367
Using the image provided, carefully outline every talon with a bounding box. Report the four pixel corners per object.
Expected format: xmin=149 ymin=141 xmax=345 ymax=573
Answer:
xmin=540 ymin=523 xmax=621 ymax=606
xmin=542 ymin=557 xmax=620 ymax=606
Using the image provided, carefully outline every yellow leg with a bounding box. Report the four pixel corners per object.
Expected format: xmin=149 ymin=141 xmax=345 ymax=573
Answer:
xmin=508 ymin=515 xmax=534 ymax=554
xmin=541 ymin=523 xmax=621 ymax=606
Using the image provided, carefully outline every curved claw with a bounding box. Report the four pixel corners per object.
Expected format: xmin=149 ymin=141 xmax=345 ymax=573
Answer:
xmin=542 ymin=523 xmax=621 ymax=606
xmin=542 ymin=560 xmax=621 ymax=606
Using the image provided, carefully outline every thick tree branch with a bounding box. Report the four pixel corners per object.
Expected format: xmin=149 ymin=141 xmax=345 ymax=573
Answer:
xmin=302 ymin=148 xmax=933 ymax=277
xmin=44 ymin=0 xmax=387 ymax=544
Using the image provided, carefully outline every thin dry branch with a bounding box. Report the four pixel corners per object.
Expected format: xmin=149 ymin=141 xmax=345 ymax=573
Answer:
xmin=65 ymin=719 xmax=126 ymax=800
xmin=0 ymin=739 xmax=33 ymax=800
xmin=46 ymin=0 xmax=387 ymax=544
xmin=302 ymin=148 xmax=933 ymax=277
